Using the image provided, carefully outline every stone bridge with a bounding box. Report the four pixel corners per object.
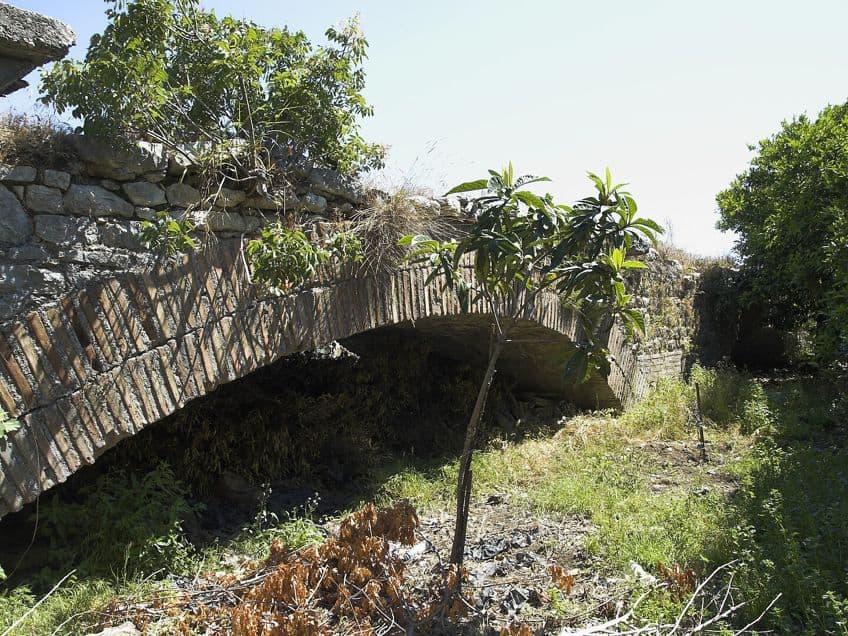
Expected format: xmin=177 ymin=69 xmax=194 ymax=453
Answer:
xmin=0 ymin=142 xmax=695 ymax=520
xmin=0 ymin=239 xmax=688 ymax=519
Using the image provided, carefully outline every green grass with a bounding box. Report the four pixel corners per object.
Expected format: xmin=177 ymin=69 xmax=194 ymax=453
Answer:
xmin=379 ymin=372 xmax=848 ymax=633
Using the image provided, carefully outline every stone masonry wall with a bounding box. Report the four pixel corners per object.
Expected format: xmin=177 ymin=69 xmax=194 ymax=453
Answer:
xmin=606 ymin=251 xmax=699 ymax=406
xmin=0 ymin=136 xmax=453 ymax=323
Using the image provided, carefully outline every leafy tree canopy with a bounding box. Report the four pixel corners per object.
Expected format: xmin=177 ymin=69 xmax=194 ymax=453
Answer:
xmin=717 ymin=103 xmax=848 ymax=364
xmin=40 ymin=0 xmax=385 ymax=176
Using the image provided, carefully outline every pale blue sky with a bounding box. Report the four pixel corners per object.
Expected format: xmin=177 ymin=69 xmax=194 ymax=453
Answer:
xmin=9 ymin=1 xmax=848 ymax=256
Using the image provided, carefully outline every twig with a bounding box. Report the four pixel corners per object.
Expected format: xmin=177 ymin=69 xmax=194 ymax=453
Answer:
xmin=694 ymin=383 xmax=708 ymax=462
xmin=733 ymin=594 xmax=782 ymax=635
xmin=688 ymin=600 xmax=746 ymax=633
xmin=667 ymin=561 xmax=737 ymax=635
xmin=559 ymin=589 xmax=652 ymax=635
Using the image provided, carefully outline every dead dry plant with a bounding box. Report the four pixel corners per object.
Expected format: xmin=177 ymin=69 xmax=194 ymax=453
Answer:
xmin=0 ymin=111 xmax=76 ymax=168
xmin=352 ymin=189 xmax=457 ymax=274
xmin=552 ymin=561 xmax=779 ymax=636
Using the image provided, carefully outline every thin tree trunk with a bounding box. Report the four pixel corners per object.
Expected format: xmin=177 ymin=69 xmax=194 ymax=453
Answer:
xmin=449 ymin=337 xmax=505 ymax=566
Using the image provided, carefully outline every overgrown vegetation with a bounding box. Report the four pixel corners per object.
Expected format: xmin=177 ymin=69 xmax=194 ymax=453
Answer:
xmin=352 ymin=189 xmax=453 ymax=274
xmin=1 ymin=365 xmax=846 ymax=634
xmin=40 ymin=0 xmax=385 ymax=187
xmin=245 ymin=224 xmax=363 ymax=292
xmin=383 ymin=371 xmax=848 ymax=634
xmin=37 ymin=463 xmax=198 ymax=581
xmin=717 ymin=101 xmax=848 ymax=366
xmin=102 ymin=331 xmax=509 ymax=495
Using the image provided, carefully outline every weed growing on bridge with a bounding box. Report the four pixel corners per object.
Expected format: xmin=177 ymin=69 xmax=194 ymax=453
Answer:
xmin=352 ymin=189 xmax=453 ymax=274
xmin=246 ymin=224 xmax=364 ymax=292
xmin=139 ymin=210 xmax=198 ymax=256
xmin=0 ymin=407 xmax=19 ymax=440
xmin=0 ymin=112 xmax=75 ymax=169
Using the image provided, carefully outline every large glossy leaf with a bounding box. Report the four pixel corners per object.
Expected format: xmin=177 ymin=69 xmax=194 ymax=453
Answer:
xmin=444 ymin=179 xmax=489 ymax=196
xmin=514 ymin=190 xmax=545 ymax=210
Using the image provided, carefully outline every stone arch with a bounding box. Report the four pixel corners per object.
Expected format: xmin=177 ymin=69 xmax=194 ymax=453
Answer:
xmin=0 ymin=238 xmax=678 ymax=518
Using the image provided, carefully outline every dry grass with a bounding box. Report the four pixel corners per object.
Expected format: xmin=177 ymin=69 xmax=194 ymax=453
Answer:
xmin=0 ymin=112 xmax=76 ymax=169
xmin=656 ymin=241 xmax=736 ymax=273
xmin=352 ymin=188 xmax=457 ymax=274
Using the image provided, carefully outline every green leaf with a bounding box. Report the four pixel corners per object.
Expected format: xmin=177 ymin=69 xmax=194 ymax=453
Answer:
xmin=632 ymin=217 xmax=664 ymax=233
xmin=0 ymin=408 xmax=20 ymax=437
xmin=515 ymin=175 xmax=552 ymax=188
xmin=609 ymin=247 xmax=624 ymax=271
xmin=514 ymin=190 xmax=545 ymax=210
xmin=444 ymin=179 xmax=489 ymax=196
xmin=622 ymin=308 xmax=647 ymax=337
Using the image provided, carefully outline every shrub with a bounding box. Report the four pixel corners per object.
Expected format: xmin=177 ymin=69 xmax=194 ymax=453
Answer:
xmin=247 ymin=225 xmax=328 ymax=291
xmin=36 ymin=463 xmax=198 ymax=579
xmin=40 ymin=0 xmax=385 ymax=184
xmin=716 ymin=102 xmax=848 ymax=365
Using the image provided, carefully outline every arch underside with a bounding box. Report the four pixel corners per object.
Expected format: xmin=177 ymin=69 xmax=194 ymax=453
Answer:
xmin=0 ymin=239 xmax=670 ymax=518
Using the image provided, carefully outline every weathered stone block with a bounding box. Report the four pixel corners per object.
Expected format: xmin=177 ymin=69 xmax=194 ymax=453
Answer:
xmin=213 ymin=187 xmax=246 ymax=209
xmin=143 ymin=171 xmax=167 ymax=183
xmin=297 ymin=192 xmax=327 ymax=214
xmin=100 ymin=220 xmax=144 ymax=251
xmin=0 ymin=264 xmax=64 ymax=293
xmin=307 ymin=168 xmax=364 ymax=204
xmin=0 ymin=165 xmax=36 ymax=184
xmin=64 ymin=184 xmax=134 ymax=218
xmin=35 ymin=215 xmax=96 ymax=246
xmin=25 ymin=184 xmax=63 ymax=213
xmin=167 ymin=141 xmax=215 ymax=176
xmin=122 ymin=181 xmax=165 ymax=207
xmin=0 ymin=184 xmax=31 ymax=244
xmin=205 ymin=211 xmax=261 ymax=233
xmin=244 ymin=192 xmax=294 ymax=210
xmin=6 ymin=244 xmax=50 ymax=261
xmin=135 ymin=207 xmax=155 ymax=221
xmin=42 ymin=169 xmax=71 ymax=190
xmin=70 ymin=136 xmax=168 ymax=179
xmin=166 ymin=182 xmax=201 ymax=208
